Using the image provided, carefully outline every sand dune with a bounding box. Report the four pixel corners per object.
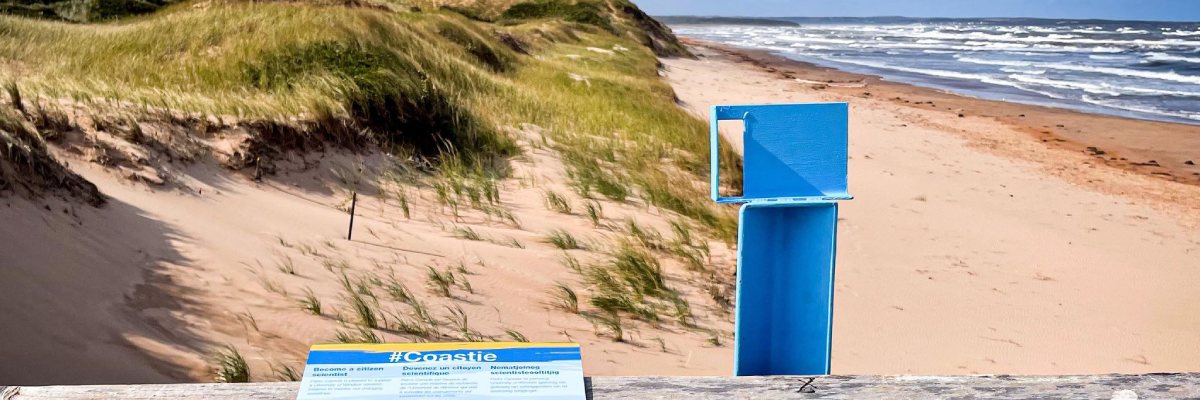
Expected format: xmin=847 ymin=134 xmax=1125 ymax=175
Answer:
xmin=0 ymin=124 xmax=737 ymax=384
xmin=4 ymin=31 xmax=1199 ymax=387
xmin=663 ymin=42 xmax=1200 ymax=375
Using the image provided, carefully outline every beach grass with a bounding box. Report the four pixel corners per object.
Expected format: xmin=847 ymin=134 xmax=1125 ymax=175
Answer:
xmin=298 ymin=287 xmax=323 ymax=315
xmin=456 ymin=273 xmax=474 ymax=294
xmin=444 ymin=304 xmax=485 ymax=342
xmin=272 ymin=364 xmax=301 ymax=382
xmin=504 ymin=328 xmax=529 ymax=342
xmin=0 ymin=0 xmax=745 ymax=376
xmin=388 ymin=311 xmax=434 ymax=339
xmin=384 ymin=274 xmax=414 ymax=304
xmin=625 ymin=219 xmax=665 ymax=250
xmin=275 ymin=255 xmax=297 ymax=276
xmin=543 ymin=190 xmax=572 ymax=214
xmin=550 ymin=282 xmax=579 ymax=313
xmin=426 ymin=266 xmax=455 ymax=297
xmin=0 ymin=0 xmax=738 ymax=240
xmin=333 ymin=325 xmax=382 ymax=344
xmin=212 ymin=345 xmax=250 ymax=383
xmin=341 ymin=274 xmax=378 ymax=329
xmin=545 ymin=229 xmax=584 ymax=250
xmin=584 ymin=201 xmax=603 ymax=226
xmin=453 ymin=226 xmax=484 ymax=241
xmin=561 ymin=253 xmax=582 ymax=274
xmin=587 ymin=310 xmax=624 ymax=342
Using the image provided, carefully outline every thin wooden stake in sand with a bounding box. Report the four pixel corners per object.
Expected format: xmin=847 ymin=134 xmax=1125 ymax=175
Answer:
xmin=347 ymin=192 xmax=357 ymax=241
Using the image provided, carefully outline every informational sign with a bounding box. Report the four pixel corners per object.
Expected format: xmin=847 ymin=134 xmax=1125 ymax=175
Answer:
xmin=295 ymin=342 xmax=586 ymax=400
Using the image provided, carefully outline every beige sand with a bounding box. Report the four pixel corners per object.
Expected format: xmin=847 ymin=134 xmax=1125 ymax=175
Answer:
xmin=0 ymin=124 xmax=737 ymax=384
xmin=4 ymin=36 xmax=1200 ymax=386
xmin=663 ymin=42 xmax=1200 ymax=375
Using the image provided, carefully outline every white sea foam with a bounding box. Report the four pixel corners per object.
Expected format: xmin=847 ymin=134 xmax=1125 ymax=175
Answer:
xmin=1008 ymin=74 xmax=1123 ymax=96
xmin=955 ymin=57 xmax=1035 ymax=67
xmin=1044 ymin=63 xmax=1200 ymax=85
xmin=873 ymin=29 xmax=1200 ymax=47
xmin=955 ymin=57 xmax=1200 ymax=85
xmin=1164 ymin=30 xmax=1200 ymax=37
xmin=1000 ymin=67 xmax=1046 ymax=75
xmin=673 ymin=22 xmax=1200 ymax=123
xmin=1081 ymin=95 xmax=1200 ymax=120
xmin=775 ymin=35 xmax=857 ymax=45
xmin=1071 ymin=28 xmax=1120 ymax=35
xmin=813 ymin=56 xmax=1027 ymax=90
xmin=1144 ymin=52 xmax=1200 ymax=64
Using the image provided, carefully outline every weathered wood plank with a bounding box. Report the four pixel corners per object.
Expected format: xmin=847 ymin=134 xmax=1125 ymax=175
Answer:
xmin=4 ymin=374 xmax=1200 ymax=399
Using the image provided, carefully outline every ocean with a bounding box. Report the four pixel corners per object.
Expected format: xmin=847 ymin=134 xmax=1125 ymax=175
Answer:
xmin=668 ymin=18 xmax=1200 ymax=124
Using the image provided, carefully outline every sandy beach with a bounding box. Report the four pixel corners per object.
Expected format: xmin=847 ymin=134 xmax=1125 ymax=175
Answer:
xmin=3 ymin=9 xmax=1200 ymax=385
xmin=663 ymin=39 xmax=1200 ymax=375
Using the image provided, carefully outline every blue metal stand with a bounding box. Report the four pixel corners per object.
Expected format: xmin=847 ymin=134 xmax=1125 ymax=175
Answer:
xmin=710 ymin=103 xmax=851 ymax=376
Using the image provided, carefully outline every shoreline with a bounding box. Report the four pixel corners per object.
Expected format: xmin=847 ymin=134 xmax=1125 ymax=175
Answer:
xmin=678 ymin=37 xmax=1200 ymax=190
xmin=662 ymin=40 xmax=1200 ymax=375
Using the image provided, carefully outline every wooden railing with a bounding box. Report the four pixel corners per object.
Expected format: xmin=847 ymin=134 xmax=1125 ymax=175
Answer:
xmin=4 ymin=374 xmax=1200 ymax=399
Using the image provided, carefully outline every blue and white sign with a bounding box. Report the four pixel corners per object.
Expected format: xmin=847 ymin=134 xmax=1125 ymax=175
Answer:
xmin=296 ymin=342 xmax=586 ymax=400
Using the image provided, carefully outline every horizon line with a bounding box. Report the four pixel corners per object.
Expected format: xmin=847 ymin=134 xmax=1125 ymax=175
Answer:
xmin=652 ymin=15 xmax=1200 ymax=24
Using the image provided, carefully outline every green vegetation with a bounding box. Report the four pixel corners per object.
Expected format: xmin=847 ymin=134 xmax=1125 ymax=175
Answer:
xmin=1 ymin=2 xmax=519 ymax=172
xmin=456 ymin=272 xmax=474 ymax=294
xmin=550 ymin=282 xmax=579 ymax=313
xmin=588 ymin=310 xmax=623 ymax=342
xmin=0 ymin=0 xmax=181 ymax=22
xmin=0 ymin=0 xmax=739 ymax=242
xmin=3 ymin=0 xmax=741 ymax=352
xmin=272 ymin=363 xmax=301 ymax=382
xmin=544 ymin=190 xmax=572 ymax=214
xmin=576 ymin=239 xmax=696 ymax=328
xmin=444 ymin=304 xmax=485 ymax=341
xmin=395 ymin=188 xmax=412 ymax=219
xmin=584 ymin=201 xmax=602 ymax=226
xmin=625 ymin=219 xmax=664 ymax=250
xmin=275 ymin=255 xmax=297 ymax=275
xmin=654 ymin=16 xmax=799 ymax=27
xmin=383 ymin=274 xmax=414 ymax=303
xmin=213 ymin=345 xmax=250 ymax=383
xmin=500 ymin=0 xmax=612 ymax=31
xmin=426 ymin=266 xmax=454 ymax=297
xmin=668 ymin=219 xmax=709 ymax=271
xmin=0 ymin=104 xmax=102 ymax=204
xmin=333 ymin=325 xmax=382 ymax=344
xmin=435 ymin=19 xmax=515 ymax=72
xmin=385 ymin=292 xmax=440 ymax=339
xmin=341 ymin=274 xmax=379 ymax=329
xmin=504 ymin=328 xmax=529 ymax=342
xmin=560 ymin=253 xmax=582 ymax=273
xmin=299 ymin=287 xmax=323 ymax=315
xmin=544 ymin=229 xmax=583 ymax=250
xmin=707 ymin=331 xmax=722 ymax=346
xmin=453 ymin=226 xmax=484 ymax=241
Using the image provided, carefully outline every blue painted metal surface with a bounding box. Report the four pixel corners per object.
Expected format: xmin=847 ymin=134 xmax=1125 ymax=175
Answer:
xmin=710 ymin=103 xmax=850 ymax=204
xmin=710 ymin=103 xmax=851 ymax=377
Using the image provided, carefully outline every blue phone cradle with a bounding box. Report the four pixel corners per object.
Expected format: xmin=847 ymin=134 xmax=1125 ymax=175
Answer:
xmin=710 ymin=103 xmax=851 ymax=376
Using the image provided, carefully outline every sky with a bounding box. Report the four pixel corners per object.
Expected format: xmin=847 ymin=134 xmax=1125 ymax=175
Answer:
xmin=633 ymin=0 xmax=1200 ymax=22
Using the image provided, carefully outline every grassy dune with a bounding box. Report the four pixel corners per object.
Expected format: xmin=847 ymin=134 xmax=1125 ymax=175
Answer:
xmin=0 ymin=103 xmax=102 ymax=204
xmin=0 ymin=1 xmax=751 ymax=381
xmin=0 ymin=0 xmax=740 ymax=239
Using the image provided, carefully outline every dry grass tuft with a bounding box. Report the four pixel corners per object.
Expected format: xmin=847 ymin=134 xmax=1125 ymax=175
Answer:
xmin=213 ymin=345 xmax=250 ymax=383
